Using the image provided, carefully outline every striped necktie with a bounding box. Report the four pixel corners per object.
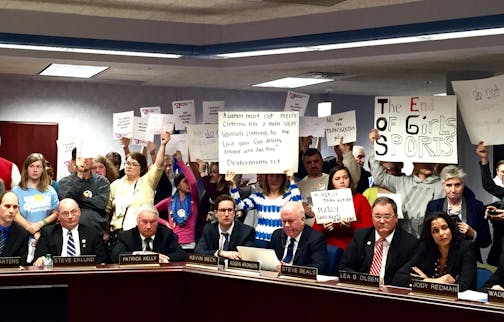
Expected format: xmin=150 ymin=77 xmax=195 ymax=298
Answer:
xmin=0 ymin=228 xmax=6 ymax=256
xmin=67 ymin=231 xmax=76 ymax=256
xmin=369 ymin=238 xmax=384 ymax=276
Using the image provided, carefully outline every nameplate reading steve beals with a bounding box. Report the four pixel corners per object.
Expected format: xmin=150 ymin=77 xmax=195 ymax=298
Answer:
xmin=0 ymin=256 xmax=21 ymax=268
xmin=187 ymin=254 xmax=218 ymax=266
xmin=53 ymin=255 xmax=96 ymax=267
xmin=488 ymin=289 xmax=504 ymax=304
xmin=411 ymin=280 xmax=459 ymax=299
xmin=338 ymin=271 xmax=380 ymax=287
xmin=119 ymin=254 xmax=159 ymax=265
xmin=281 ymin=265 xmax=317 ymax=280
xmin=227 ymin=259 xmax=260 ymax=272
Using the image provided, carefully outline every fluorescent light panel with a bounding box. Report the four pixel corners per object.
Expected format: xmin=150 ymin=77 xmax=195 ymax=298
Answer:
xmin=39 ymin=63 xmax=109 ymax=78
xmin=253 ymin=77 xmax=333 ymax=88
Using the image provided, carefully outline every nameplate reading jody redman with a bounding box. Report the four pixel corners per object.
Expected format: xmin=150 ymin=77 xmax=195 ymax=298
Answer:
xmin=411 ymin=280 xmax=459 ymax=299
xmin=227 ymin=259 xmax=260 ymax=272
xmin=53 ymin=255 xmax=97 ymax=267
xmin=281 ymin=265 xmax=317 ymax=280
xmin=0 ymin=256 xmax=21 ymax=268
xmin=338 ymin=271 xmax=380 ymax=288
xmin=119 ymin=254 xmax=159 ymax=266
xmin=488 ymin=289 xmax=504 ymax=304
xmin=187 ymin=254 xmax=219 ymax=266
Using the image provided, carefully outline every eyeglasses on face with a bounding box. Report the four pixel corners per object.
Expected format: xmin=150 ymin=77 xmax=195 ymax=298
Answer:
xmin=60 ymin=209 xmax=79 ymax=218
xmin=217 ymin=208 xmax=234 ymax=214
xmin=125 ymin=161 xmax=140 ymax=168
xmin=372 ymin=214 xmax=395 ymax=221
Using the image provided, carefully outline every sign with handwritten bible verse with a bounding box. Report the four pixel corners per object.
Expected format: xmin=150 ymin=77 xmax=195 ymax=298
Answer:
xmin=311 ymin=188 xmax=356 ymax=224
xmin=373 ymin=96 xmax=457 ymax=164
xmin=218 ymin=111 xmax=299 ymax=174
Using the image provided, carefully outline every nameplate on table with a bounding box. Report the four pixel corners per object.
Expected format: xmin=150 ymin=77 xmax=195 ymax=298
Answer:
xmin=281 ymin=265 xmax=317 ymax=280
xmin=119 ymin=254 xmax=159 ymax=266
xmin=338 ymin=271 xmax=380 ymax=287
xmin=411 ymin=280 xmax=459 ymax=299
xmin=53 ymin=255 xmax=96 ymax=267
xmin=488 ymin=289 xmax=504 ymax=304
xmin=0 ymin=256 xmax=21 ymax=268
xmin=227 ymin=259 xmax=260 ymax=272
xmin=186 ymin=254 xmax=218 ymax=267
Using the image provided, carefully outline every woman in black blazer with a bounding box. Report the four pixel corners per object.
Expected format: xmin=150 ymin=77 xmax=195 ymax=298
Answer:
xmin=393 ymin=211 xmax=477 ymax=291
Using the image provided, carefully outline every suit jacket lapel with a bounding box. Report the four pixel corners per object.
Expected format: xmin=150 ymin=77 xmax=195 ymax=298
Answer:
xmin=55 ymin=227 xmax=64 ymax=255
xmin=364 ymin=230 xmax=376 ymax=270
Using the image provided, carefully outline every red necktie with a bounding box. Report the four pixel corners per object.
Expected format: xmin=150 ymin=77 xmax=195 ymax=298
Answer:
xmin=369 ymin=238 xmax=384 ymax=276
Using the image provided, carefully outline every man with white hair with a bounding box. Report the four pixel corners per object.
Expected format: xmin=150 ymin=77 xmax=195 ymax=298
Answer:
xmin=111 ymin=204 xmax=186 ymax=263
xmin=0 ymin=135 xmax=21 ymax=190
xmin=353 ymin=145 xmax=372 ymax=193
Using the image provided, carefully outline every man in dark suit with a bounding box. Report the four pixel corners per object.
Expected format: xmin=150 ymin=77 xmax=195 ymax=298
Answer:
xmin=269 ymin=201 xmax=327 ymax=274
xmin=339 ymin=196 xmax=418 ymax=285
xmin=33 ymin=198 xmax=107 ymax=266
xmin=0 ymin=191 xmax=29 ymax=264
xmin=195 ymin=194 xmax=255 ymax=259
xmin=111 ymin=204 xmax=186 ymax=263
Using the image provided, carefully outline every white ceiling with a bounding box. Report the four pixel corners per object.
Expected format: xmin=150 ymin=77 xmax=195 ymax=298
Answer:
xmin=0 ymin=0 xmax=503 ymax=96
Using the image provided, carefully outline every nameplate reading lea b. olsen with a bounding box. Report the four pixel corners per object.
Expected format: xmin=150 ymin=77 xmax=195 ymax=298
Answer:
xmin=119 ymin=254 xmax=159 ymax=265
xmin=411 ymin=280 xmax=459 ymax=299
xmin=281 ymin=265 xmax=317 ymax=280
xmin=0 ymin=256 xmax=21 ymax=268
xmin=187 ymin=254 xmax=219 ymax=266
xmin=53 ymin=255 xmax=96 ymax=267
xmin=338 ymin=271 xmax=380 ymax=287
xmin=488 ymin=289 xmax=504 ymax=304
xmin=227 ymin=259 xmax=260 ymax=272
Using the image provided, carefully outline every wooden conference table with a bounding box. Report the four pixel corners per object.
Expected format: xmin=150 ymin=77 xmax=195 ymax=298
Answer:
xmin=0 ymin=263 xmax=503 ymax=322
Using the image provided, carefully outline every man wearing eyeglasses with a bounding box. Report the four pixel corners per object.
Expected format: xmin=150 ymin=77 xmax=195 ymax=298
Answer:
xmin=339 ymin=196 xmax=418 ymax=285
xmin=33 ymin=198 xmax=107 ymax=266
xmin=194 ymin=194 xmax=255 ymax=259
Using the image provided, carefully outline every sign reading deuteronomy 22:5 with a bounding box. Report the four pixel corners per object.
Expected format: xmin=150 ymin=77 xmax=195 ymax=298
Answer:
xmin=218 ymin=111 xmax=299 ymax=174
xmin=374 ymin=96 xmax=457 ymax=164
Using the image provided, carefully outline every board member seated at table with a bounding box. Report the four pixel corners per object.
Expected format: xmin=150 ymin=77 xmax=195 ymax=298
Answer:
xmin=111 ymin=204 xmax=186 ymax=263
xmin=195 ymin=194 xmax=255 ymax=259
xmin=268 ymin=201 xmax=327 ymax=274
xmin=0 ymin=191 xmax=30 ymax=264
xmin=33 ymin=198 xmax=107 ymax=266
xmin=393 ymin=211 xmax=477 ymax=291
xmin=339 ymin=197 xmax=418 ymax=285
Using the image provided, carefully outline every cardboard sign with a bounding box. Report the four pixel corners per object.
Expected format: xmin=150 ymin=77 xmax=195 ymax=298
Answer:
xmin=202 ymin=101 xmax=225 ymax=124
xmin=172 ymin=100 xmax=196 ymax=131
xmin=112 ymin=111 xmax=134 ymax=139
xmin=284 ymin=91 xmax=309 ymax=116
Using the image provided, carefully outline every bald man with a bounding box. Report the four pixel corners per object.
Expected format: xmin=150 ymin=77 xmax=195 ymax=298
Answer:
xmin=33 ymin=198 xmax=107 ymax=266
xmin=0 ymin=191 xmax=29 ymax=264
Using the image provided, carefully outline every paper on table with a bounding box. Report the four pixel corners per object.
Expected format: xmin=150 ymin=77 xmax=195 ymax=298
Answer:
xmin=458 ymin=290 xmax=488 ymax=303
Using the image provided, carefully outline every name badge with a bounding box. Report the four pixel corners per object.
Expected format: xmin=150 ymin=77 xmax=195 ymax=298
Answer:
xmin=227 ymin=259 xmax=261 ymax=272
xmin=488 ymin=289 xmax=504 ymax=304
xmin=186 ymin=254 xmax=219 ymax=267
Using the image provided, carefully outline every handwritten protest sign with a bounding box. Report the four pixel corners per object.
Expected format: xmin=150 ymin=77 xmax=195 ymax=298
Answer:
xmin=186 ymin=124 xmax=219 ymax=162
xmin=202 ymin=101 xmax=225 ymax=124
xmin=373 ymin=96 xmax=457 ymax=164
xmin=311 ymin=189 xmax=356 ymax=224
xmin=299 ymin=116 xmax=326 ymax=137
xmin=166 ymin=134 xmax=189 ymax=162
xmin=218 ymin=111 xmax=299 ymax=174
xmin=172 ymin=100 xmax=196 ymax=131
xmin=112 ymin=111 xmax=134 ymax=139
xmin=325 ymin=110 xmax=356 ymax=145
xmin=452 ymin=74 xmax=504 ymax=145
xmin=56 ymin=138 xmax=76 ymax=180
xmin=284 ymin=91 xmax=309 ymax=116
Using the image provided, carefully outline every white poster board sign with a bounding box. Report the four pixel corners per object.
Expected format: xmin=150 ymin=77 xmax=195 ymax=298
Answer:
xmin=56 ymin=138 xmax=77 ymax=180
xmin=325 ymin=110 xmax=356 ymax=145
xmin=218 ymin=111 xmax=299 ymax=174
xmin=172 ymin=100 xmax=196 ymax=131
xmin=311 ymin=188 xmax=356 ymax=224
xmin=373 ymin=96 xmax=457 ymax=164
xmin=139 ymin=106 xmax=161 ymax=117
xmin=132 ymin=117 xmax=153 ymax=146
xmin=299 ymin=116 xmax=326 ymax=138
xmin=166 ymin=134 xmax=189 ymax=162
xmin=284 ymin=91 xmax=309 ymax=116
xmin=186 ymin=124 xmax=219 ymax=162
xmin=377 ymin=193 xmax=404 ymax=219
xmin=452 ymin=74 xmax=504 ymax=145
xmin=202 ymin=101 xmax=225 ymax=124
xmin=112 ymin=111 xmax=134 ymax=139
xmin=146 ymin=114 xmax=175 ymax=135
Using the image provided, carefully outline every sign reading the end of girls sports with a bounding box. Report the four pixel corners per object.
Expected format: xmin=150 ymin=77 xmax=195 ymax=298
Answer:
xmin=373 ymin=96 xmax=457 ymax=164
xmin=218 ymin=111 xmax=299 ymax=174
xmin=310 ymin=188 xmax=356 ymax=224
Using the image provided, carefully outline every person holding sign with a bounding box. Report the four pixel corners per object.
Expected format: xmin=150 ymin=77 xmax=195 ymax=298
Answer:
xmin=226 ymin=170 xmax=301 ymax=248
xmin=425 ymin=165 xmax=491 ymax=262
xmin=369 ymin=129 xmax=445 ymax=238
xmin=393 ymin=211 xmax=477 ymax=291
xmin=312 ymin=165 xmax=373 ymax=275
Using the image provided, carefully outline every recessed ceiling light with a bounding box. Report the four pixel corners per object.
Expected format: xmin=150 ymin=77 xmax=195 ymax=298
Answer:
xmin=39 ymin=63 xmax=109 ymax=78
xmin=252 ymin=77 xmax=333 ymax=88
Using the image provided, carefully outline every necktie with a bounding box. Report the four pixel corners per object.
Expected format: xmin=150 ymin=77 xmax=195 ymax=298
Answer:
xmin=369 ymin=238 xmax=384 ymax=276
xmin=67 ymin=231 xmax=76 ymax=257
xmin=282 ymin=238 xmax=295 ymax=263
xmin=221 ymin=232 xmax=230 ymax=251
xmin=145 ymin=238 xmax=152 ymax=252
xmin=0 ymin=229 xmax=6 ymax=256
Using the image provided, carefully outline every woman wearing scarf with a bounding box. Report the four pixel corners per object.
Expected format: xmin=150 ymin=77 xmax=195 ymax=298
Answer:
xmin=156 ymin=151 xmax=199 ymax=251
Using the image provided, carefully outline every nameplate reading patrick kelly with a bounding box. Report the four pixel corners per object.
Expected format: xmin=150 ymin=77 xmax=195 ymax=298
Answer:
xmin=0 ymin=256 xmax=21 ymax=268
xmin=53 ymin=255 xmax=96 ymax=267
xmin=119 ymin=254 xmax=159 ymax=265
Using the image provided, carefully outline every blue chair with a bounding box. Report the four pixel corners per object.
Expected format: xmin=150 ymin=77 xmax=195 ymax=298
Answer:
xmin=325 ymin=245 xmax=343 ymax=276
xmin=477 ymin=267 xmax=493 ymax=290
